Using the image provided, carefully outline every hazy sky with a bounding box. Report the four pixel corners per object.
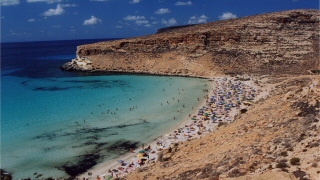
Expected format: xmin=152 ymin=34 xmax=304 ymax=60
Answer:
xmin=1 ymin=0 xmax=318 ymax=42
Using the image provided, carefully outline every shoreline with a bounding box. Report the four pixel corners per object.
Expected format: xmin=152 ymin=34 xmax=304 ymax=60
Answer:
xmin=60 ymin=68 xmax=215 ymax=80
xmin=76 ymin=77 xmax=213 ymax=179
xmin=77 ymin=75 xmax=268 ymax=179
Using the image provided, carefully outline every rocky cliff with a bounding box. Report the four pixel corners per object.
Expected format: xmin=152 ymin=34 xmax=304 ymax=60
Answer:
xmin=61 ymin=9 xmax=320 ymax=77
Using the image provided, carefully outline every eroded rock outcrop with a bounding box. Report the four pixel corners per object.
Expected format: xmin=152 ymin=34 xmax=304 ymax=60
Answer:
xmin=61 ymin=9 xmax=320 ymax=77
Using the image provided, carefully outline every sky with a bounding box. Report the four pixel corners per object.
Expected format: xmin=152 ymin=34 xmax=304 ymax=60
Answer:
xmin=1 ymin=0 xmax=318 ymax=42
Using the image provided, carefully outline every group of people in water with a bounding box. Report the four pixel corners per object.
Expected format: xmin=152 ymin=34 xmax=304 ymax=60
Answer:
xmin=89 ymin=77 xmax=260 ymax=179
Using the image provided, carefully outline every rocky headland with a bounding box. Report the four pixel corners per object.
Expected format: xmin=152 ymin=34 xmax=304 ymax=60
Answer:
xmin=59 ymin=9 xmax=320 ymax=180
xmin=61 ymin=9 xmax=319 ymax=77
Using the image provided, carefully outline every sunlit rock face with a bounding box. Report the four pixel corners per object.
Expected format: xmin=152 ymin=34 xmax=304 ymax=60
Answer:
xmin=62 ymin=10 xmax=320 ymax=77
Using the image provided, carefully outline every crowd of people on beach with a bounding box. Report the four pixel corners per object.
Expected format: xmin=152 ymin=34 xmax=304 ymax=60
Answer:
xmin=82 ymin=77 xmax=262 ymax=180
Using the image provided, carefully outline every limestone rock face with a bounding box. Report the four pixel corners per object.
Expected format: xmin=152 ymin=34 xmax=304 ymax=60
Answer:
xmin=60 ymin=57 xmax=93 ymax=71
xmin=61 ymin=9 xmax=320 ymax=77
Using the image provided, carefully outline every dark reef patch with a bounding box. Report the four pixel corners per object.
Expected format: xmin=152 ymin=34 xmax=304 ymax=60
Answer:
xmin=63 ymin=79 xmax=122 ymax=84
xmin=57 ymin=139 xmax=139 ymax=177
xmin=57 ymin=154 xmax=101 ymax=177
xmin=32 ymin=84 xmax=110 ymax=91
xmin=106 ymin=140 xmax=140 ymax=153
xmin=64 ymin=80 xmax=109 ymax=83
xmin=21 ymin=81 xmax=28 ymax=86
xmin=75 ymin=127 xmax=109 ymax=134
xmin=34 ymin=122 xmax=145 ymax=176
xmin=43 ymin=147 xmax=54 ymax=152
xmin=34 ymin=124 xmax=134 ymax=141
xmin=86 ymin=135 xmax=100 ymax=141
xmin=42 ymin=145 xmax=65 ymax=153
xmin=33 ymin=86 xmax=76 ymax=91
xmin=72 ymin=141 xmax=97 ymax=148
xmin=115 ymin=120 xmax=148 ymax=129
xmin=95 ymin=142 xmax=109 ymax=149
xmin=34 ymin=132 xmax=58 ymax=140
xmin=31 ymin=79 xmax=132 ymax=92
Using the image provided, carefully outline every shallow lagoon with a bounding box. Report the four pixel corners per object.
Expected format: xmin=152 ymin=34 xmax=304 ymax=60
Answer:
xmin=1 ymin=40 xmax=209 ymax=178
xmin=2 ymin=73 xmax=208 ymax=178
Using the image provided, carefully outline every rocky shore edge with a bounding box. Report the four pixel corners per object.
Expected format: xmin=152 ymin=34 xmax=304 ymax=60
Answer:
xmin=60 ymin=9 xmax=319 ymax=78
xmin=60 ymin=60 xmax=212 ymax=79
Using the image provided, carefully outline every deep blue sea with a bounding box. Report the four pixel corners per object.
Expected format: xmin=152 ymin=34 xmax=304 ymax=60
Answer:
xmin=1 ymin=39 xmax=208 ymax=179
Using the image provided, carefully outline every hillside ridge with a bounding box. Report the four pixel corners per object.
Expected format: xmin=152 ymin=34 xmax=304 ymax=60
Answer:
xmin=61 ymin=9 xmax=319 ymax=77
xmin=124 ymin=75 xmax=320 ymax=180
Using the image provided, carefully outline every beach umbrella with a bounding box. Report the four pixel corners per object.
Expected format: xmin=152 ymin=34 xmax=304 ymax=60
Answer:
xmin=105 ymin=175 xmax=113 ymax=180
xmin=139 ymin=149 xmax=145 ymax=153
xmin=137 ymin=153 xmax=144 ymax=159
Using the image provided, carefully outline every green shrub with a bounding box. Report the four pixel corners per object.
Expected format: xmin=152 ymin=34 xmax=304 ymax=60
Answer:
xmin=290 ymin=157 xmax=300 ymax=166
xmin=310 ymin=142 xmax=319 ymax=148
xmin=228 ymin=169 xmax=246 ymax=177
xmin=280 ymin=159 xmax=288 ymax=163
xmin=218 ymin=122 xmax=226 ymax=127
xmin=276 ymin=162 xmax=289 ymax=169
xmin=280 ymin=151 xmax=288 ymax=157
xmin=311 ymin=162 xmax=318 ymax=167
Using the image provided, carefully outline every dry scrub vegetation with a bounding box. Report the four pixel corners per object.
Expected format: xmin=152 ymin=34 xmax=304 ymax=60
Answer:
xmin=122 ymin=75 xmax=319 ymax=180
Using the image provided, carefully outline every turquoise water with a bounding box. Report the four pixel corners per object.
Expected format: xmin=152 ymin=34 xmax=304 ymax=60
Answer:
xmin=1 ymin=40 xmax=209 ymax=178
xmin=2 ymin=74 xmax=208 ymax=178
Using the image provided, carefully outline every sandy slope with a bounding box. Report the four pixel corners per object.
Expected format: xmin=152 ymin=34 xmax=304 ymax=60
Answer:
xmin=122 ymin=75 xmax=319 ymax=180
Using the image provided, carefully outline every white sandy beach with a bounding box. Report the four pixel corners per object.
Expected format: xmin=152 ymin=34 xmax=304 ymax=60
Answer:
xmin=77 ymin=75 xmax=269 ymax=180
